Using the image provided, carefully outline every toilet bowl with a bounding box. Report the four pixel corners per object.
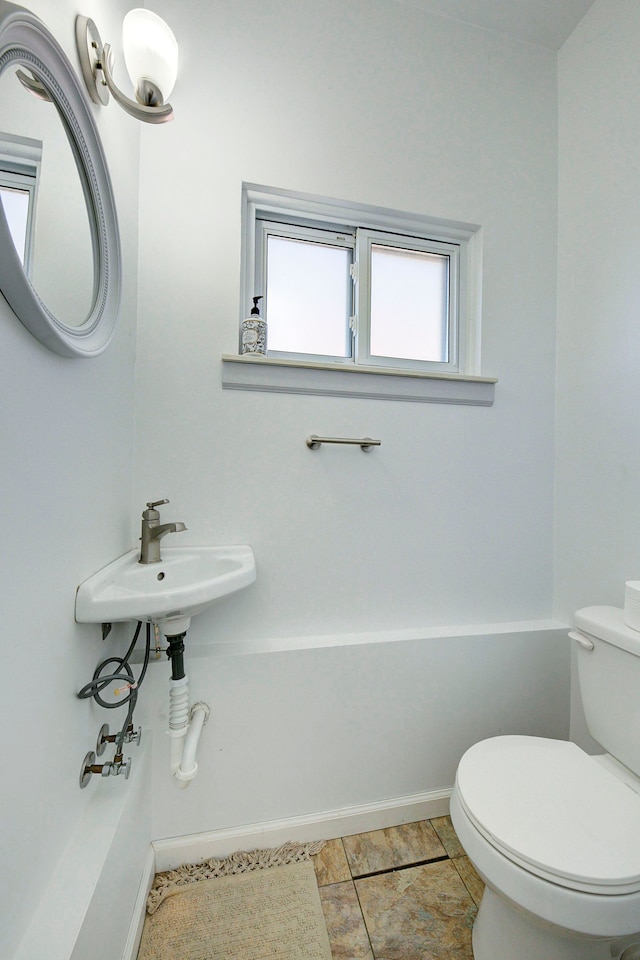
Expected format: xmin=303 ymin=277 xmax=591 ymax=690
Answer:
xmin=450 ymin=734 xmax=640 ymax=960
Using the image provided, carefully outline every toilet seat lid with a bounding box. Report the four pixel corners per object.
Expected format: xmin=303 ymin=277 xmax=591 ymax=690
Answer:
xmin=456 ymin=736 xmax=640 ymax=893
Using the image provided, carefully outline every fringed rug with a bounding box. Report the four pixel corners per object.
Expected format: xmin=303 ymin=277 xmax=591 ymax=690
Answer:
xmin=146 ymin=840 xmax=326 ymax=915
xmin=139 ymin=842 xmax=331 ymax=960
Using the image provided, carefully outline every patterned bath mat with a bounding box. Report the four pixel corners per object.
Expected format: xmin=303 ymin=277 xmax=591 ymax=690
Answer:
xmin=138 ymin=859 xmax=331 ymax=960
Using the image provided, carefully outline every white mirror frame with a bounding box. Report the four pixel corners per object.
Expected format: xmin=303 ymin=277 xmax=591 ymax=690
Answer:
xmin=0 ymin=1 xmax=121 ymax=357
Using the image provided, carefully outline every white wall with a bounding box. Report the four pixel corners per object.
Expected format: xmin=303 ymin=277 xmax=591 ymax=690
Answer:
xmin=1 ymin=1 xmax=579 ymax=955
xmin=143 ymin=626 xmax=569 ymax=842
xmin=556 ymin=0 xmax=640 ymax=745
xmin=137 ymin=0 xmax=560 ymax=637
xmin=1 ymin=2 xmax=142 ymax=957
xmin=135 ymin=0 xmax=569 ymax=841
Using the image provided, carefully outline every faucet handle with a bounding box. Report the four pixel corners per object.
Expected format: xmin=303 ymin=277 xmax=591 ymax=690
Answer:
xmin=146 ymin=498 xmax=169 ymax=509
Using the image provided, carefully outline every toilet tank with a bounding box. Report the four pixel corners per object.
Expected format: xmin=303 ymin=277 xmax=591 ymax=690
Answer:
xmin=574 ymin=605 xmax=640 ymax=776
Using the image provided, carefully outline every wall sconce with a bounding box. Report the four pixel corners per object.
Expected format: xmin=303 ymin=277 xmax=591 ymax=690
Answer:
xmin=75 ymin=9 xmax=178 ymax=124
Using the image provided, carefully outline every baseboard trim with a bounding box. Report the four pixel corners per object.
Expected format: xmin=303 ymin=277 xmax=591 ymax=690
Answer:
xmin=152 ymin=788 xmax=452 ymax=872
xmin=122 ymin=845 xmax=155 ymax=960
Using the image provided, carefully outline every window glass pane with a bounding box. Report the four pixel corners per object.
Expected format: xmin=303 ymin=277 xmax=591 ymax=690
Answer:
xmin=266 ymin=235 xmax=351 ymax=357
xmin=370 ymin=243 xmax=449 ymax=363
xmin=0 ymin=185 xmax=29 ymax=264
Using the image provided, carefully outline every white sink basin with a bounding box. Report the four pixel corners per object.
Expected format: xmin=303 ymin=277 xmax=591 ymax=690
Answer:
xmin=75 ymin=545 xmax=256 ymax=635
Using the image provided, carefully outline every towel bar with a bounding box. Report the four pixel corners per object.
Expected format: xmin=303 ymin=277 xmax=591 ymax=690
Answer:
xmin=306 ymin=435 xmax=381 ymax=452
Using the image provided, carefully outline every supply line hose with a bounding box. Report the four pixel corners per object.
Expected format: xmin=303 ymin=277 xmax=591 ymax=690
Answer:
xmin=79 ymin=622 xmax=209 ymax=786
xmin=78 ymin=621 xmax=151 ymax=753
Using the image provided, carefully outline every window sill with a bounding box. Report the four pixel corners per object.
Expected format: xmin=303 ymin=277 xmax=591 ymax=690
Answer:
xmin=221 ymin=355 xmax=496 ymax=406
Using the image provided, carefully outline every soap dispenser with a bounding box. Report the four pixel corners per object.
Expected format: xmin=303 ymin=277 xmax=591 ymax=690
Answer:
xmin=240 ymin=296 xmax=267 ymax=355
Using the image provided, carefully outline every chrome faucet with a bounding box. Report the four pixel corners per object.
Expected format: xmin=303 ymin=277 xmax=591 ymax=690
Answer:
xmin=139 ymin=499 xmax=186 ymax=564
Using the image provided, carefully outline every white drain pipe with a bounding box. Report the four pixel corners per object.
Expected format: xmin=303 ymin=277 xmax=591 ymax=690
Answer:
xmin=168 ymin=676 xmax=210 ymax=789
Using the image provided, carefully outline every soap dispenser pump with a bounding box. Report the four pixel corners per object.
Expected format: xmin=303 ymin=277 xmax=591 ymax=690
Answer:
xmin=240 ymin=296 xmax=267 ymax=355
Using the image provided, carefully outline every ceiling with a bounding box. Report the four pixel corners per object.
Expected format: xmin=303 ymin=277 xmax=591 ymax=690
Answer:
xmin=395 ymin=0 xmax=597 ymax=49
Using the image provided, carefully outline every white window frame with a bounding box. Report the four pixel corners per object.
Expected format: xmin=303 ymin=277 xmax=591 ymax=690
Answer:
xmin=0 ymin=132 xmax=41 ymax=274
xmin=256 ymin=218 xmax=356 ymax=363
xmin=225 ymin=184 xmax=495 ymax=406
xmin=354 ymin=228 xmax=460 ymax=373
xmin=242 ymin=184 xmax=480 ymax=374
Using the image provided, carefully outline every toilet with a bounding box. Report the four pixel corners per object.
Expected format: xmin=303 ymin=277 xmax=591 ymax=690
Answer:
xmin=450 ymin=606 xmax=640 ymax=960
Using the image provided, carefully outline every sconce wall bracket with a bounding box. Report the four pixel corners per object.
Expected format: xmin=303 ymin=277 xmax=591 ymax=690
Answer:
xmin=76 ymin=15 xmax=109 ymax=106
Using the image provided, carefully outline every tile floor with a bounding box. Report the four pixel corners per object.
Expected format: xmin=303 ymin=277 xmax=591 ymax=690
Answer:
xmin=312 ymin=817 xmax=484 ymax=960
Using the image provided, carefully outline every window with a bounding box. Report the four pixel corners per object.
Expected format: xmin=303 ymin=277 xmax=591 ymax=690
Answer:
xmin=0 ymin=132 xmax=41 ymax=273
xmin=263 ymin=224 xmax=354 ymax=357
xmin=227 ymin=185 xmax=494 ymax=405
xmin=242 ymin=185 xmax=481 ymax=377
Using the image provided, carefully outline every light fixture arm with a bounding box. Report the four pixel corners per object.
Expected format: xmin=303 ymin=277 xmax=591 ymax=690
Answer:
xmin=75 ymin=15 xmax=174 ymax=125
xmin=101 ymin=42 xmax=173 ymax=124
xmin=15 ymin=68 xmax=52 ymax=101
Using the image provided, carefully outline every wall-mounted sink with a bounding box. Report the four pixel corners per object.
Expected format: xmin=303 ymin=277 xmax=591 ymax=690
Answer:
xmin=75 ymin=545 xmax=256 ymax=636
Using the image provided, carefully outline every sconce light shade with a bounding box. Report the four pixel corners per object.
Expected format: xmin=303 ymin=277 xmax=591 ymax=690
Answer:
xmin=76 ymin=9 xmax=178 ymax=124
xmin=123 ymin=9 xmax=178 ymax=104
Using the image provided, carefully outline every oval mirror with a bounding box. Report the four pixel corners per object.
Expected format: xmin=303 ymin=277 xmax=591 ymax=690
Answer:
xmin=0 ymin=2 xmax=121 ymax=357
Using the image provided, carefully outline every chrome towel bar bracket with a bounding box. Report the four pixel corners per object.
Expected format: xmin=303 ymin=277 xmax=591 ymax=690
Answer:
xmin=306 ymin=435 xmax=381 ymax=452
